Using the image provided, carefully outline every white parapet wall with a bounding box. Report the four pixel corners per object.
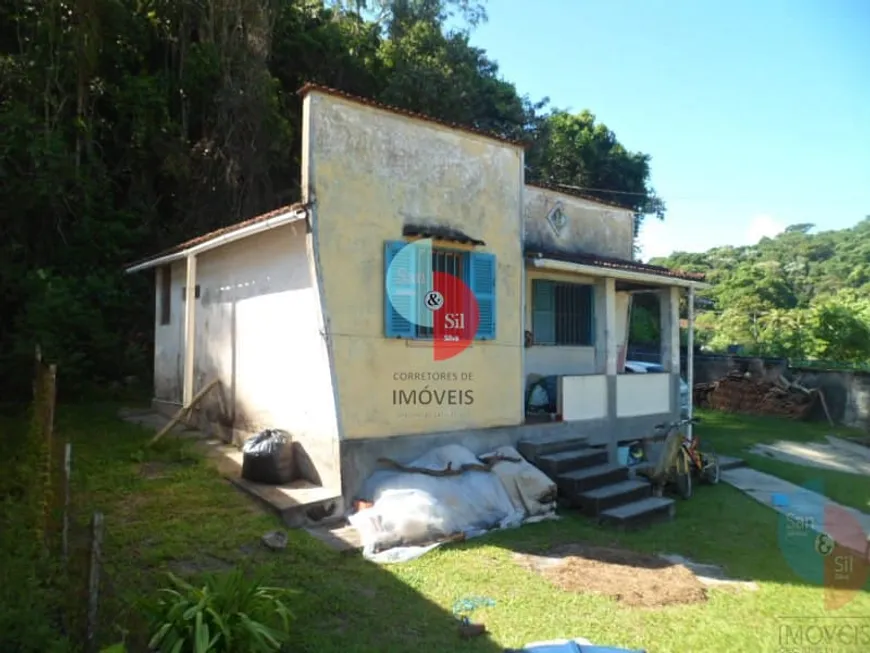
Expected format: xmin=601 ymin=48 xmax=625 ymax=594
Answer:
xmin=616 ymin=374 xmax=671 ymax=418
xmin=561 ymin=374 xmax=608 ymax=421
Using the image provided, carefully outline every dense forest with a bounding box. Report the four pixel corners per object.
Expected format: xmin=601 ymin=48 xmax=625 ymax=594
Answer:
xmin=646 ymin=218 xmax=870 ymax=366
xmin=1 ymin=0 xmax=667 ymax=399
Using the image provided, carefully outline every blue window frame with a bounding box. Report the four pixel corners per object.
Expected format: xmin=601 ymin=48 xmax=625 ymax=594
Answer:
xmin=384 ymin=240 xmax=497 ymax=340
xmin=531 ymin=279 xmax=594 ymax=346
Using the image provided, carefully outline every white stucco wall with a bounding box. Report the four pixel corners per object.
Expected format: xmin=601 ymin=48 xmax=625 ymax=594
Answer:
xmin=616 ymin=373 xmax=671 ymax=417
xmin=561 ymin=374 xmax=608 ymax=421
xmin=153 ymin=222 xmax=341 ymax=488
xmin=153 ymin=262 xmax=185 ymax=403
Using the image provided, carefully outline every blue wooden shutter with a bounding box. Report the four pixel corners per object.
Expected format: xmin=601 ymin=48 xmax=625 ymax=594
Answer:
xmin=532 ymin=280 xmax=556 ymax=344
xmin=468 ymin=252 xmax=496 ymax=340
xmin=384 ymin=240 xmax=417 ymax=338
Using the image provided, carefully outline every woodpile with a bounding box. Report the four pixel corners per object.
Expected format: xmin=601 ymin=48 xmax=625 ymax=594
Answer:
xmin=694 ymin=372 xmax=832 ymax=422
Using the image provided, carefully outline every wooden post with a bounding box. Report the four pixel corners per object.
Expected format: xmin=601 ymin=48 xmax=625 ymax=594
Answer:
xmin=86 ymin=512 xmax=104 ymax=653
xmin=687 ymin=287 xmax=695 ymax=440
xmin=62 ymin=442 xmax=71 ymax=565
xmin=42 ymin=363 xmax=57 ymax=545
xmin=183 ymin=254 xmax=197 ymax=408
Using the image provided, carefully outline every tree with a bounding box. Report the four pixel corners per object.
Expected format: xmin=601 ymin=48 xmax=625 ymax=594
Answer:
xmin=653 ymin=217 xmax=870 ymax=365
xmin=526 ymin=110 xmax=666 ymax=233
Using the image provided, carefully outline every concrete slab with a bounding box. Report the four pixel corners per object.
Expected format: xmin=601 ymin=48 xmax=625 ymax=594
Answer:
xmin=749 ymin=440 xmax=870 ymax=476
xmin=721 ymin=467 xmax=870 ymax=557
xmin=659 ymin=553 xmax=759 ymax=591
xmin=717 ymin=455 xmax=747 ymax=471
xmin=305 ymin=522 xmax=363 ymax=552
xmin=119 ymin=408 xmax=342 ymax=527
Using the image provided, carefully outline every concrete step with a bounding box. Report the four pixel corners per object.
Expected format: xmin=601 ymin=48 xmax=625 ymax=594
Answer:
xmin=718 ymin=455 xmax=747 ymax=471
xmin=536 ymin=447 xmax=608 ymax=479
xmin=517 ymin=435 xmax=589 ymax=463
xmin=599 ymin=496 xmax=676 ymax=531
xmin=557 ymin=464 xmax=629 ymax=495
xmin=576 ymin=479 xmax=652 ymax=516
xmin=305 ymin=522 xmax=362 ymax=553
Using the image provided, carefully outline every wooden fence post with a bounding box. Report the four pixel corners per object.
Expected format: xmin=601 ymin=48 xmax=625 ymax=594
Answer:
xmin=86 ymin=512 xmax=104 ymax=653
xmin=62 ymin=442 xmax=72 ymax=565
xmin=41 ymin=363 xmax=57 ymax=546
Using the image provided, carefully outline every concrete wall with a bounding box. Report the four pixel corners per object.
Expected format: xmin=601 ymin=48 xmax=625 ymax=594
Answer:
xmin=153 ymin=262 xmax=185 ymax=403
xmin=524 ymin=185 xmax=634 ymax=260
xmin=183 ymin=223 xmax=341 ymax=488
xmin=616 ymin=373 xmax=671 ymax=417
xmin=303 ymin=90 xmax=525 ymax=440
xmin=692 ymin=355 xmax=870 ymax=431
xmin=561 ymin=375 xmax=608 ymax=420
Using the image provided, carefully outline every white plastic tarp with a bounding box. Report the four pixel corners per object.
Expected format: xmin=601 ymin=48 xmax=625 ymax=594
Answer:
xmin=348 ymin=444 xmax=558 ymax=563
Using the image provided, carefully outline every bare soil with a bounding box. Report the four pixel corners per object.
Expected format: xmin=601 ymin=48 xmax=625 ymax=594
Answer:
xmin=514 ymin=544 xmax=708 ymax=608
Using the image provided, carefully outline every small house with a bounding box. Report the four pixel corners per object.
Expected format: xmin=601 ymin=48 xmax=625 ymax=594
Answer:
xmin=125 ymin=85 xmax=706 ymax=518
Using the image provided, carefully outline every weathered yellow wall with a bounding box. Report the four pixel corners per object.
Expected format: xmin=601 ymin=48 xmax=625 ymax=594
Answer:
xmin=303 ymin=91 xmax=525 ymax=439
xmin=524 ymin=185 xmax=635 ymax=260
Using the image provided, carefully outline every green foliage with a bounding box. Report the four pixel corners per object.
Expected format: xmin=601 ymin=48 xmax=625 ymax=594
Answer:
xmin=655 ymin=218 xmax=870 ymax=365
xmin=147 ymin=570 xmax=295 ymax=653
xmin=1 ymin=0 xmax=664 ymax=401
xmin=0 ymin=494 xmax=71 ymax=653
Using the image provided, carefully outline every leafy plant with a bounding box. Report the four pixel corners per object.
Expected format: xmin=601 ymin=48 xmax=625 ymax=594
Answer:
xmin=148 ymin=570 xmax=295 ymax=653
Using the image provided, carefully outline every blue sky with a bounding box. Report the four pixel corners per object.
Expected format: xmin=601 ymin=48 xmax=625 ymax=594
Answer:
xmin=464 ymin=0 xmax=870 ymax=260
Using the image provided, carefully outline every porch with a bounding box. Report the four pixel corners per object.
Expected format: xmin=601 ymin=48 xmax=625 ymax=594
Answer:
xmin=522 ymin=250 xmax=708 ymax=459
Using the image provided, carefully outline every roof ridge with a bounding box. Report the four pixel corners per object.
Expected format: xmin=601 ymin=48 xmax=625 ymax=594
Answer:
xmin=297 ymin=83 xmax=530 ymax=149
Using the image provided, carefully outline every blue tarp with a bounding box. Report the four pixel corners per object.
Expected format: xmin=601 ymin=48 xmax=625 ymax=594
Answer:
xmin=521 ymin=641 xmax=645 ymax=653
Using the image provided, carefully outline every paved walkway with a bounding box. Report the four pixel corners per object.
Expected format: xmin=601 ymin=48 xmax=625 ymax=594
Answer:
xmin=748 ymin=435 xmax=870 ymax=476
xmin=722 ymin=466 xmax=870 ymax=557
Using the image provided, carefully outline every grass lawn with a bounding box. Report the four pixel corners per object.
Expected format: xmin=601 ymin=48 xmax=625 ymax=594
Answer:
xmin=4 ymin=404 xmax=869 ymax=653
xmin=698 ymin=408 xmax=870 ymax=512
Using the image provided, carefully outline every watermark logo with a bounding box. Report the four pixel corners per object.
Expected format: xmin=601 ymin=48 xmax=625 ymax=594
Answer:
xmin=777 ymin=479 xmax=869 ymax=610
xmin=777 ymin=616 xmax=870 ymax=652
xmin=385 ymin=238 xmax=479 ymax=361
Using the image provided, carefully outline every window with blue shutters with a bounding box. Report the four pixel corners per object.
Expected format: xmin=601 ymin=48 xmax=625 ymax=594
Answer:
xmin=531 ymin=279 xmax=594 ymax=346
xmin=383 ymin=240 xmax=497 ymax=341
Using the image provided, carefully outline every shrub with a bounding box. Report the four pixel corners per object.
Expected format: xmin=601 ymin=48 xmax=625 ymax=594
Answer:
xmin=147 ymin=569 xmax=295 ymax=653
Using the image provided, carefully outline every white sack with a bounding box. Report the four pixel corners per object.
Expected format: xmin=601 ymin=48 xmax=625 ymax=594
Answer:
xmin=348 ymin=444 xmax=526 ymax=562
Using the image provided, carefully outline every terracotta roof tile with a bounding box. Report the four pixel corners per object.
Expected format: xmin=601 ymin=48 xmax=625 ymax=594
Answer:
xmin=125 ymin=203 xmax=308 ymax=270
xmin=526 ymin=247 xmax=705 ymax=282
xmin=402 ymin=224 xmax=485 ymax=246
xmin=525 ymin=181 xmax=629 ymax=210
xmin=297 ymin=83 xmax=530 ymax=149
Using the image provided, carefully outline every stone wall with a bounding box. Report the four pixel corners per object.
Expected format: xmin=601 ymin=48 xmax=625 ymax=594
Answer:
xmin=692 ymin=354 xmax=870 ymax=431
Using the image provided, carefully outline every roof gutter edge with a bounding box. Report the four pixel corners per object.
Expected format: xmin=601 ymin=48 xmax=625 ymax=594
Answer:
xmin=529 ymin=256 xmax=709 ymax=289
xmin=124 ymin=207 xmax=309 ymax=274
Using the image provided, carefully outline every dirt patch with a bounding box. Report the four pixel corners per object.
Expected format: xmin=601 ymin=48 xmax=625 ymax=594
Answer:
xmin=514 ymin=544 xmax=707 ymax=607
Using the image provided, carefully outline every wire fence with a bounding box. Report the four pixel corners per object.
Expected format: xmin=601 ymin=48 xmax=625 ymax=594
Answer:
xmin=627 ymin=345 xmax=869 ymax=374
xmin=2 ymin=347 xmax=126 ymax=653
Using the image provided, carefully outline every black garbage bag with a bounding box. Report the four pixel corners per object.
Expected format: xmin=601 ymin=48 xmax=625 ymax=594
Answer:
xmin=241 ymin=429 xmax=294 ymax=485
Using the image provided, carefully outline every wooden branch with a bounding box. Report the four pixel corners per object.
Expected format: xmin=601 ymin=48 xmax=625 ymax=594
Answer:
xmin=816 ymin=388 xmax=835 ymax=427
xmin=147 ymin=379 xmax=220 ymax=448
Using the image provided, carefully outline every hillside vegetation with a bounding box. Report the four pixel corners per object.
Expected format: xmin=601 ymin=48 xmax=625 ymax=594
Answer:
xmin=651 ymin=218 xmax=870 ymax=365
xmin=0 ymin=0 xmax=665 ymax=399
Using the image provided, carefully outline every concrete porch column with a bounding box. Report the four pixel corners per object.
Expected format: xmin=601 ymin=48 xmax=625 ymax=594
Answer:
xmin=659 ymin=286 xmax=682 ymax=419
xmin=182 ymin=254 xmax=198 ymax=407
xmin=595 ymin=277 xmax=618 ymax=463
